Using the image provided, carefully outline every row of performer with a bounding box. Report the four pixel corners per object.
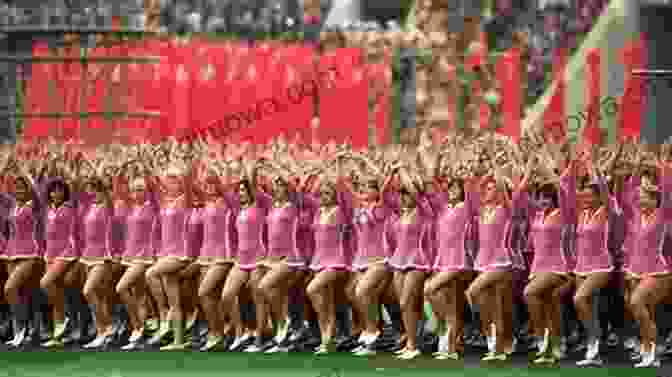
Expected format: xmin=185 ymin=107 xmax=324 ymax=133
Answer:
xmin=0 ymin=133 xmax=669 ymax=368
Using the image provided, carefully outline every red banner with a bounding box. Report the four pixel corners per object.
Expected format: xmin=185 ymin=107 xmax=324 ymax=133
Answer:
xmin=23 ymin=43 xmax=52 ymax=139
xmin=24 ymin=40 xmax=388 ymax=146
xmin=496 ymin=49 xmax=521 ymax=142
xmin=318 ymin=48 xmax=367 ymax=148
xmin=373 ymin=52 xmax=392 ymax=145
xmin=543 ymin=47 xmax=567 ymax=143
xmin=619 ymin=36 xmax=647 ymax=141
xmin=583 ymin=48 xmax=602 ymax=145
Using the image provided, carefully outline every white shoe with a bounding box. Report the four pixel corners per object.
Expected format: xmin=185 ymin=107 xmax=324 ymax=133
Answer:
xmin=121 ymin=341 xmax=142 ymax=351
xmin=576 ymin=338 xmax=602 ymax=366
xmin=229 ymin=333 xmax=251 ymax=351
xmin=6 ymin=329 xmax=26 ymax=347
xmin=394 ymin=347 xmax=408 ymax=355
xmin=624 ymin=337 xmax=639 ymax=350
xmin=364 ymin=332 xmax=380 ymax=346
xmin=83 ymin=335 xmax=108 ymax=349
xmin=482 ymin=352 xmax=508 ymax=362
xmin=128 ymin=330 xmax=144 ymax=344
xmin=576 ymin=354 xmax=603 ymax=366
xmin=437 ymin=326 xmax=452 ymax=354
xmin=354 ymin=346 xmax=376 ymax=356
xmin=537 ymin=329 xmax=550 ymax=356
xmin=396 ymin=349 xmax=421 ymax=360
xmin=160 ymin=342 xmax=189 ymax=351
xmin=586 ymin=338 xmax=600 ymax=360
xmin=434 ymin=351 xmax=460 ymax=360
xmin=486 ymin=336 xmax=495 ymax=353
xmin=244 ymin=343 xmax=263 ymax=353
xmin=635 ymin=343 xmax=661 ymax=368
xmin=357 ymin=333 xmax=368 ymax=344
xmin=265 ymin=344 xmax=288 ymax=353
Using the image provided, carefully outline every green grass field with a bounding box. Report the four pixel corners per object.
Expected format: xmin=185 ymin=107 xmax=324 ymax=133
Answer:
xmin=0 ymin=352 xmax=658 ymax=377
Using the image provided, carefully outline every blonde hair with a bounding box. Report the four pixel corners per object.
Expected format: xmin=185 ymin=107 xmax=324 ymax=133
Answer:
xmin=162 ymin=164 xmax=185 ymax=178
xmin=130 ymin=178 xmax=146 ymax=191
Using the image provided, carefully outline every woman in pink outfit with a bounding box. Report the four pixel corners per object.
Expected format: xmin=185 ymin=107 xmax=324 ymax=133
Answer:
xmin=520 ymin=160 xmax=577 ymax=364
xmin=197 ymin=167 xmax=237 ymax=351
xmin=116 ymin=176 xmax=160 ymax=350
xmin=257 ymin=164 xmax=307 ymax=351
xmin=221 ymin=161 xmax=273 ymax=350
xmin=145 ymin=163 xmax=196 ymax=350
xmin=387 ymin=166 xmax=435 ymax=360
xmin=302 ymin=159 xmax=354 ymax=354
xmin=424 ymin=174 xmax=479 ymax=360
xmin=621 ymin=159 xmax=672 ymax=367
xmin=465 ymin=168 xmax=530 ymax=361
xmin=570 ymin=151 xmax=622 ymax=367
xmin=40 ymin=177 xmax=80 ymax=347
xmin=179 ymin=189 xmax=206 ymax=344
xmin=77 ymin=177 xmax=116 ymax=349
xmin=1 ymin=167 xmax=46 ymax=347
xmin=341 ymin=153 xmax=397 ymax=353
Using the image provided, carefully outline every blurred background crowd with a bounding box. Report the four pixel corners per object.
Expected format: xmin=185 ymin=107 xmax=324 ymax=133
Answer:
xmin=0 ymin=0 xmax=612 ymax=143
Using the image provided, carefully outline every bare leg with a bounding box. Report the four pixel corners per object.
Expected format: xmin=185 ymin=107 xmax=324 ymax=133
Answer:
xmin=40 ymin=260 xmax=76 ymax=323
xmin=4 ymin=259 xmax=42 ymax=305
xmin=574 ymin=272 xmax=611 ymax=339
xmin=398 ymin=270 xmax=427 ymax=352
xmin=146 ymin=264 xmax=169 ymax=323
xmin=249 ymin=267 xmax=270 ymax=337
xmin=466 ymin=270 xmax=512 ymax=353
xmin=424 ymin=271 xmax=461 ymax=327
xmin=344 ymin=272 xmax=362 ymax=337
xmin=258 ymin=263 xmax=297 ymax=340
xmin=494 ymin=273 xmax=514 ymax=353
xmin=83 ymin=263 xmax=115 ymax=336
xmin=355 ymin=265 xmax=391 ymax=337
xmin=198 ymin=264 xmax=231 ymax=338
xmin=630 ymin=275 xmax=672 ymax=352
xmin=524 ymin=273 xmax=567 ymax=339
xmin=148 ymin=258 xmax=190 ymax=346
xmin=551 ymin=279 xmax=573 ymax=339
xmin=116 ymin=264 xmax=149 ymax=334
xmin=221 ymin=265 xmax=251 ymax=338
xmin=307 ymin=269 xmax=346 ymax=345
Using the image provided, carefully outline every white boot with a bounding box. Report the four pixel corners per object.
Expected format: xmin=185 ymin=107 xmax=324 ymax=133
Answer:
xmin=576 ymin=338 xmax=603 ymax=367
xmin=536 ymin=328 xmax=550 ymax=356
xmin=434 ymin=327 xmax=460 ymax=360
xmin=635 ymin=343 xmax=661 ymax=368
xmin=482 ymin=323 xmax=507 ymax=361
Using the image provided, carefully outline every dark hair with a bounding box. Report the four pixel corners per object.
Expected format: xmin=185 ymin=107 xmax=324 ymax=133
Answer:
xmin=359 ymin=179 xmax=379 ymax=191
xmin=14 ymin=176 xmax=29 ymax=188
xmin=578 ymin=175 xmax=601 ymax=197
xmin=46 ymin=179 xmax=71 ymax=205
xmin=86 ymin=177 xmax=107 ymax=193
xmin=447 ymin=179 xmax=466 ymax=202
xmin=536 ymin=184 xmax=559 ymax=209
xmin=273 ymin=176 xmax=289 ymax=186
xmin=239 ymin=179 xmax=254 ymax=197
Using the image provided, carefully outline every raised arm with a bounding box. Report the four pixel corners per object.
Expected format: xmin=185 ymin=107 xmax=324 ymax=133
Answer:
xmin=336 ymin=176 xmax=355 ymax=221
xmin=558 ymin=160 xmax=578 ymax=224
xmin=657 ymin=160 xmax=672 ymax=220
xmin=464 ymin=176 xmax=481 ymax=219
